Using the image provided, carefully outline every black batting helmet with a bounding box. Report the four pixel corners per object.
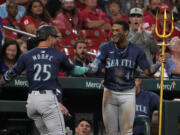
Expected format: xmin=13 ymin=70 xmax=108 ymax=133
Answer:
xmin=36 ymin=25 xmax=59 ymax=41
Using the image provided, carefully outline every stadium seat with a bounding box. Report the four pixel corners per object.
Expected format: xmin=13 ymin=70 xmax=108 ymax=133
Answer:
xmin=79 ymin=29 xmax=106 ymax=49
xmin=85 ymin=38 xmax=103 ymax=49
xmin=60 ymin=29 xmax=78 ymax=38
xmin=79 ymin=29 xmax=106 ymax=39
xmin=59 ymin=29 xmax=78 ymax=47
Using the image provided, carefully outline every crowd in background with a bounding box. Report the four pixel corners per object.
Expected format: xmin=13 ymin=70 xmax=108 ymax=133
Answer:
xmin=0 ymin=0 xmax=179 ymax=78
xmin=0 ymin=0 xmax=180 ymax=135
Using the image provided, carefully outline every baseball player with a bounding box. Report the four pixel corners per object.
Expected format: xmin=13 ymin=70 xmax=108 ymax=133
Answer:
xmin=0 ymin=25 xmax=87 ymax=135
xmin=134 ymin=78 xmax=159 ymax=135
xmin=87 ymin=20 xmax=166 ymax=135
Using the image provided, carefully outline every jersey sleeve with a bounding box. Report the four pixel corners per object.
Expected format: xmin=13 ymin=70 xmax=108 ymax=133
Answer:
xmin=87 ymin=43 xmax=107 ymax=73
xmin=60 ymin=53 xmax=74 ymax=71
xmin=96 ymin=43 xmax=107 ymax=62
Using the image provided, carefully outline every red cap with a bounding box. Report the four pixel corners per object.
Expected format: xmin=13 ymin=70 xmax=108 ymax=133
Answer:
xmin=160 ymin=4 xmax=170 ymax=13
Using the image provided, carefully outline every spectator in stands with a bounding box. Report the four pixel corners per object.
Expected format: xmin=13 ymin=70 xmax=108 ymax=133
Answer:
xmin=55 ymin=0 xmax=81 ymax=31
xmin=0 ymin=0 xmax=25 ymax=20
xmin=17 ymin=37 xmax=27 ymax=54
xmin=73 ymin=40 xmax=104 ymax=77
xmin=22 ymin=0 xmax=58 ymax=35
xmin=155 ymin=4 xmax=180 ymax=42
xmin=165 ymin=37 xmax=180 ymax=79
xmin=107 ymin=0 xmax=128 ymax=24
xmin=73 ymin=40 xmax=90 ymax=67
xmin=0 ymin=17 xmax=3 ymax=47
xmin=121 ymin=0 xmax=136 ymax=17
xmin=0 ymin=37 xmax=21 ymax=74
xmin=73 ymin=40 xmax=92 ymax=77
xmin=80 ymin=0 xmax=111 ymax=31
xmin=46 ymin=0 xmax=62 ymax=18
xmin=173 ymin=0 xmax=180 ymax=27
xmin=143 ymin=0 xmax=162 ymax=32
xmin=134 ymin=77 xmax=159 ymax=135
xmin=127 ymin=7 xmax=158 ymax=65
xmin=2 ymin=1 xmax=22 ymax=39
xmin=75 ymin=118 xmax=92 ymax=135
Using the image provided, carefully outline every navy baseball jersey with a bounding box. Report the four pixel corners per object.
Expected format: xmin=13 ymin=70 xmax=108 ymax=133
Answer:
xmin=96 ymin=41 xmax=150 ymax=90
xmin=133 ymin=90 xmax=159 ymax=135
xmin=10 ymin=47 xmax=74 ymax=91
xmin=165 ymin=58 xmax=180 ymax=79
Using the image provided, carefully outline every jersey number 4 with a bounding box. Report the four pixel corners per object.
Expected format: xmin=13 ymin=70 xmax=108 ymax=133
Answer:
xmin=33 ymin=64 xmax=51 ymax=81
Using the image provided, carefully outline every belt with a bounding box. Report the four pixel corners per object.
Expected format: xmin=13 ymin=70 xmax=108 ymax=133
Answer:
xmin=29 ymin=90 xmax=56 ymax=94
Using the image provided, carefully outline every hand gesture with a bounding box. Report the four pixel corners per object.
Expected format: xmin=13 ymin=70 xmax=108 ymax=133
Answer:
xmin=137 ymin=24 xmax=143 ymax=34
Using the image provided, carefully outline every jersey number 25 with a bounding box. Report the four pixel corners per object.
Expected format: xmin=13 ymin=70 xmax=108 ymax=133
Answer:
xmin=33 ymin=64 xmax=51 ymax=81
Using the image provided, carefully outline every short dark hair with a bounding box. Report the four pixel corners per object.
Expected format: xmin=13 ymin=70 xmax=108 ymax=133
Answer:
xmin=113 ymin=20 xmax=129 ymax=31
xmin=75 ymin=118 xmax=92 ymax=128
xmin=74 ymin=40 xmax=87 ymax=49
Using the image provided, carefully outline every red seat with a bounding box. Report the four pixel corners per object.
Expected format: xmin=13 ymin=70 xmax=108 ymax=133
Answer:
xmin=59 ymin=29 xmax=78 ymax=47
xmin=79 ymin=29 xmax=106 ymax=40
xmin=60 ymin=29 xmax=78 ymax=38
xmin=59 ymin=37 xmax=78 ymax=47
xmin=79 ymin=29 xmax=106 ymax=48
xmin=85 ymin=38 xmax=104 ymax=49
